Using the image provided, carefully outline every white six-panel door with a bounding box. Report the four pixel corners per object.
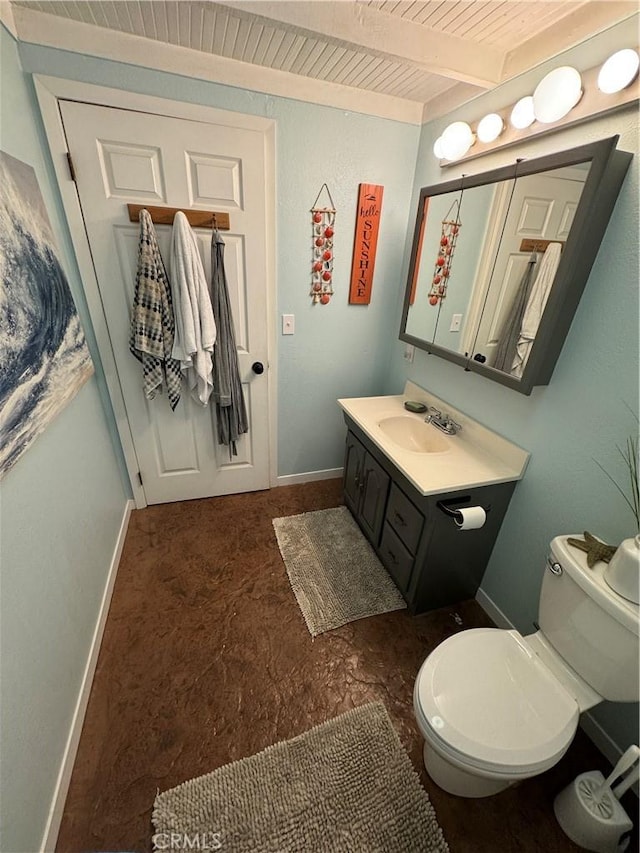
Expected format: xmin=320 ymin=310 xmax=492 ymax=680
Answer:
xmin=60 ymin=101 xmax=270 ymax=504
xmin=472 ymin=169 xmax=586 ymax=366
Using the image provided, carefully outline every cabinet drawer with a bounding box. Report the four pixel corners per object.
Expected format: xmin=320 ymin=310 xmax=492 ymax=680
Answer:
xmin=386 ymin=483 xmax=424 ymax=554
xmin=379 ymin=523 xmax=414 ymax=594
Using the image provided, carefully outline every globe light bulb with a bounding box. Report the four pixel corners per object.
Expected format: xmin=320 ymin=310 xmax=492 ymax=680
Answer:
xmin=477 ymin=113 xmax=504 ymax=143
xmin=533 ymin=66 xmax=582 ymax=123
xmin=510 ymin=96 xmax=535 ymax=129
xmin=598 ymin=48 xmax=639 ymax=94
xmin=440 ymin=121 xmax=474 ymax=161
xmin=433 ymin=136 xmax=446 ymax=159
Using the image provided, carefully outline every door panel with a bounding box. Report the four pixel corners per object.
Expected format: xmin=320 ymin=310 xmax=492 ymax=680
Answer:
xmin=473 ymin=170 xmax=585 ymax=365
xmin=60 ymin=101 xmax=270 ymax=503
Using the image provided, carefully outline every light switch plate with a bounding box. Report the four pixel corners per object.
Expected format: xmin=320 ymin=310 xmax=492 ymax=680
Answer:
xmin=282 ymin=314 xmax=295 ymax=335
xmin=449 ymin=314 xmax=462 ymax=332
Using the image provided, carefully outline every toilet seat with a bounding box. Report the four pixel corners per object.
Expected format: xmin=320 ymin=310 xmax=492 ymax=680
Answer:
xmin=414 ymin=628 xmax=579 ymax=776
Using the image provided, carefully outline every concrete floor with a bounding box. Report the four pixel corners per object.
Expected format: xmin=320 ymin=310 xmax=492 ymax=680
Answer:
xmin=56 ymin=479 xmax=637 ymax=852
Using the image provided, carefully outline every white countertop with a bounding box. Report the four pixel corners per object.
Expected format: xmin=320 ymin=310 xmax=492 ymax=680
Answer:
xmin=338 ymin=381 xmax=530 ymax=497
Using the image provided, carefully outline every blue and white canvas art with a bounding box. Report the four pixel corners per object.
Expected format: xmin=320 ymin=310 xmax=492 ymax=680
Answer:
xmin=0 ymin=150 xmax=94 ymax=478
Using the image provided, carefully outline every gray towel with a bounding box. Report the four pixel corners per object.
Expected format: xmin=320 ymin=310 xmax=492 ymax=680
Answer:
xmin=492 ymin=257 xmax=537 ymax=374
xmin=129 ymin=209 xmax=181 ymax=410
xmin=211 ymin=228 xmax=248 ymax=456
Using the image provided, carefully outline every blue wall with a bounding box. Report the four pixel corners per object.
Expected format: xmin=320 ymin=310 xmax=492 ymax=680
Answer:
xmin=18 ymin=42 xmax=421 ymax=477
xmin=386 ymin=23 xmax=639 ymax=752
xmin=0 ymin=26 xmax=130 ymax=853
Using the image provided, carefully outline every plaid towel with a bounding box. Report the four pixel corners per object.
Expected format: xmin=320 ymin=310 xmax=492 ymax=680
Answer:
xmin=129 ymin=209 xmax=181 ymax=410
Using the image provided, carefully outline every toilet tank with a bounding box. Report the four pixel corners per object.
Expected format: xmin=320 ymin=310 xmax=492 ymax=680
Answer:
xmin=539 ymin=535 xmax=639 ymax=702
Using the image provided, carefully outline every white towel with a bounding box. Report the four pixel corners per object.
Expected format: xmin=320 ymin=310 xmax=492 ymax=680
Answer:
xmin=169 ymin=211 xmax=216 ymax=404
xmin=511 ymin=242 xmax=562 ymax=378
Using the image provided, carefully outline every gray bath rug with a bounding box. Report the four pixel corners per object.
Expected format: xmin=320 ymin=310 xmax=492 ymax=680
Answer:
xmin=272 ymin=505 xmax=406 ymax=636
xmin=152 ymin=702 xmax=449 ymax=853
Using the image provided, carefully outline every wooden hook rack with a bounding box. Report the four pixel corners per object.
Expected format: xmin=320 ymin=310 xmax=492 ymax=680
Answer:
xmin=519 ymin=238 xmax=564 ymax=253
xmin=127 ymin=204 xmax=230 ymax=230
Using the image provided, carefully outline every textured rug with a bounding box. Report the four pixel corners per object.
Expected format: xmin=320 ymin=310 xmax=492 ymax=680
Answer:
xmin=152 ymin=702 xmax=449 ymax=853
xmin=272 ymin=505 xmax=406 ymax=636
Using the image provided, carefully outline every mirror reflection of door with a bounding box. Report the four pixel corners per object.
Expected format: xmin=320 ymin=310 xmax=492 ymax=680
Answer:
xmin=470 ymin=164 xmax=589 ymax=372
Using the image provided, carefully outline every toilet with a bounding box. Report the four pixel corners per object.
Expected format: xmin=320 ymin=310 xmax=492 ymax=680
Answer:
xmin=413 ymin=535 xmax=640 ymax=798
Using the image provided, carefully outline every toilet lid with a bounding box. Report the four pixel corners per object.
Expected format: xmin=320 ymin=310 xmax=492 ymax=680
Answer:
xmin=415 ymin=628 xmax=579 ymax=774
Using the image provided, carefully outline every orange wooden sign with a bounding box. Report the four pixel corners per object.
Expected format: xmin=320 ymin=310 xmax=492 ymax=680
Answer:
xmin=349 ymin=184 xmax=384 ymax=304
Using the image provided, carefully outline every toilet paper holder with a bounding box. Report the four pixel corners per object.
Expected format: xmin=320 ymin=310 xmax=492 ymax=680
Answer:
xmin=437 ymin=498 xmax=490 ymax=524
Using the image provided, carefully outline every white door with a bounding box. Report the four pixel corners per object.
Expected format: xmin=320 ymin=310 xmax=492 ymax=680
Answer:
xmin=472 ymin=167 xmax=587 ymax=366
xmin=60 ymin=101 xmax=271 ymax=504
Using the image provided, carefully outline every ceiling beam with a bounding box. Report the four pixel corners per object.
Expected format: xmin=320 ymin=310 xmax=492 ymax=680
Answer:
xmin=502 ymin=1 xmax=638 ymax=81
xmin=11 ymin=4 xmax=424 ymax=123
xmin=210 ymin=1 xmax=503 ymax=88
xmin=421 ymin=82 xmax=484 ymax=125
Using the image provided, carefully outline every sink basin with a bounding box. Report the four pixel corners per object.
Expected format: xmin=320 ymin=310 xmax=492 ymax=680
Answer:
xmin=378 ymin=416 xmax=450 ymax=453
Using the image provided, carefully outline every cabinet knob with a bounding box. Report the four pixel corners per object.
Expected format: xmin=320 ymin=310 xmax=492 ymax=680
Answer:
xmin=394 ymin=511 xmax=406 ymax=527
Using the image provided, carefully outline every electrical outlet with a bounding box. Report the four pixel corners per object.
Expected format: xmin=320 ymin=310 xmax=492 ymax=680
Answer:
xmin=403 ymin=344 xmax=415 ymax=363
xmin=282 ymin=314 xmax=295 ymax=335
xmin=449 ymin=313 xmax=462 ymax=332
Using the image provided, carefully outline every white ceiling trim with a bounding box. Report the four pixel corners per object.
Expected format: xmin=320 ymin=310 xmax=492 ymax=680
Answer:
xmin=213 ymin=1 xmax=502 ymax=87
xmin=12 ymin=5 xmax=425 ymax=124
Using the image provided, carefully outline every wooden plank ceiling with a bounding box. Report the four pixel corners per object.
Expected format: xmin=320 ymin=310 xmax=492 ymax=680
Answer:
xmin=12 ymin=1 xmax=638 ymax=116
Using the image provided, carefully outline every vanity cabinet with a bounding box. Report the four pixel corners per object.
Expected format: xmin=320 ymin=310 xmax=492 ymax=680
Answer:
xmin=342 ymin=418 xmax=516 ymax=614
xmin=343 ymin=431 xmax=390 ymax=546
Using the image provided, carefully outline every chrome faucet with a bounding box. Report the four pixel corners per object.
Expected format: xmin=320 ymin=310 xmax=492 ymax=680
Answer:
xmin=424 ymin=407 xmax=462 ymax=436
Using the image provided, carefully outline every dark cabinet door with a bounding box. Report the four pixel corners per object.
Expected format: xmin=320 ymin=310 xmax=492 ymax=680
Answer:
xmin=358 ymin=451 xmax=390 ymax=546
xmin=343 ymin=430 xmax=390 ymax=547
xmin=343 ymin=431 xmax=365 ymax=514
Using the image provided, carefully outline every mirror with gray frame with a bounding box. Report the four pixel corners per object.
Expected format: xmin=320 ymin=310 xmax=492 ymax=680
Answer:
xmin=400 ymin=136 xmax=632 ymax=395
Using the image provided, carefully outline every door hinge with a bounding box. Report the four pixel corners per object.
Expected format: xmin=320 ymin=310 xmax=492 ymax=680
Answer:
xmin=66 ymin=152 xmax=77 ymax=183
xmin=137 ymin=471 xmax=143 ymax=486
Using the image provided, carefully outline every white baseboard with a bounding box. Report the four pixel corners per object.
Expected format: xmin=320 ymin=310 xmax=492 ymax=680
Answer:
xmin=475 ymin=586 xmax=626 ymax=770
xmin=276 ymin=467 xmax=343 ymax=487
xmin=474 ymin=587 xmax=513 ymax=629
xmin=578 ymin=711 xmax=629 ymax=769
xmin=40 ymin=499 xmax=134 ymax=853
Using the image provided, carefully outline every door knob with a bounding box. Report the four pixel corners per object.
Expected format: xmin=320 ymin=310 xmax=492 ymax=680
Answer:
xmin=252 ymin=361 xmax=265 ymax=374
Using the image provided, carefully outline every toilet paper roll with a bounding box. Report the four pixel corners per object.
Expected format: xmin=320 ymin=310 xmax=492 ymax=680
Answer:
xmin=455 ymin=506 xmax=486 ymax=530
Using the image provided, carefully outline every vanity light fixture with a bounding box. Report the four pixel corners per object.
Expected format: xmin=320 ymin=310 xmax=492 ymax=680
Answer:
xmin=440 ymin=121 xmax=475 ymax=161
xmin=597 ymin=48 xmax=640 ymax=94
xmin=509 ymin=96 xmax=536 ymax=130
xmin=532 ymin=66 xmax=583 ymax=123
xmin=477 ymin=113 xmax=504 ymax=143
xmin=434 ymin=48 xmax=638 ymax=165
